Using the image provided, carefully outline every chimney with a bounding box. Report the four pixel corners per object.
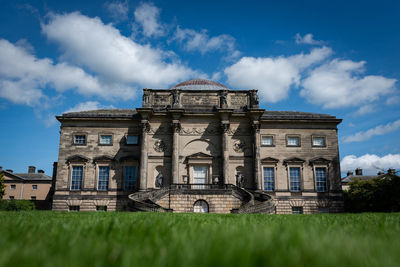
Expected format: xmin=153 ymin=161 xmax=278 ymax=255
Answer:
xmin=38 ymin=170 xmax=45 ymax=174
xmin=388 ymin=169 xmax=396 ymax=175
xmin=377 ymin=171 xmax=384 ymax=175
xmin=355 ymin=168 xmax=363 ymax=176
xmin=6 ymin=169 xmax=13 ymax=173
xmin=346 ymin=171 xmax=353 ymax=176
xmin=28 ymin=166 xmax=36 ymax=173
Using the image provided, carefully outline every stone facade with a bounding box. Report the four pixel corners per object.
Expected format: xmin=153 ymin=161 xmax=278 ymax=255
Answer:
xmin=53 ymin=79 xmax=343 ymax=213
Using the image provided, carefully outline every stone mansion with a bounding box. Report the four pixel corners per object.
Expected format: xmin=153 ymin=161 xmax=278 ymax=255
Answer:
xmin=52 ymin=79 xmax=343 ymax=213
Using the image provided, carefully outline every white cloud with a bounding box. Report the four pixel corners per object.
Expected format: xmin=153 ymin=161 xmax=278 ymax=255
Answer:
xmin=42 ymin=12 xmax=197 ymax=89
xmin=343 ymin=119 xmax=400 ymax=143
xmin=0 ymin=39 xmax=118 ymax=106
xmin=353 ymin=104 xmax=376 ymax=116
xmin=224 ymin=46 xmax=332 ymax=102
xmin=104 ymin=1 xmax=129 ymax=21
xmin=133 ymin=2 xmax=165 ymax=38
xmin=341 ymin=154 xmax=400 ymax=175
xmin=65 ymin=101 xmax=115 ymax=113
xmin=301 ymin=59 xmax=397 ymax=108
xmin=386 ymin=95 xmax=400 ymax=105
xmin=172 ymin=26 xmax=240 ymax=58
xmin=295 ymin=33 xmax=322 ymax=45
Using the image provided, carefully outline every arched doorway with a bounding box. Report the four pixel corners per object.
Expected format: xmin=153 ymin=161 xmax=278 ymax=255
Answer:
xmin=193 ymin=200 xmax=209 ymax=213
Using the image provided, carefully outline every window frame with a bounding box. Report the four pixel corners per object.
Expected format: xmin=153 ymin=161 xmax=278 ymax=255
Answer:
xmin=124 ymin=166 xmax=137 ymax=191
xmin=73 ymin=133 xmax=87 ymax=146
xmin=70 ymin=165 xmax=84 ymax=191
xmin=126 ymin=135 xmax=139 ymax=145
xmin=32 ymin=185 xmax=37 ymax=190
xmin=315 ymin=167 xmax=328 ymax=193
xmin=312 ymin=135 xmax=326 ymax=148
xmin=97 ymin=165 xmax=110 ymax=191
xmin=99 ymin=134 xmax=113 ymax=146
xmin=286 ymin=135 xmax=301 ymax=147
xmin=261 ymin=135 xmax=274 ymax=147
xmin=262 ymin=166 xmax=275 ymax=192
xmin=31 ymin=196 xmax=36 ymax=200
xmin=10 ymin=184 xmax=16 ymax=190
xmin=96 ymin=205 xmax=107 ymax=212
xmin=69 ymin=205 xmax=80 ymax=212
xmin=9 ymin=196 xmax=14 ymax=200
xmin=292 ymin=206 xmax=303 ymax=214
xmin=289 ymin=166 xmax=302 ymax=192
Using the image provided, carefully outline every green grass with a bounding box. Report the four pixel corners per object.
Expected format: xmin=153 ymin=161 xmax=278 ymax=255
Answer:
xmin=0 ymin=212 xmax=399 ymax=267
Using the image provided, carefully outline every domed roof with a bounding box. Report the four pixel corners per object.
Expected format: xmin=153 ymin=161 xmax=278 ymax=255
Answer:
xmin=170 ymin=78 xmax=229 ymax=90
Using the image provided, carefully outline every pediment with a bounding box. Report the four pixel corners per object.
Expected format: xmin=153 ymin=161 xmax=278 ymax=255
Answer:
xmin=261 ymin=157 xmax=279 ymax=163
xmin=283 ymin=157 xmax=305 ymax=165
xmin=186 ymin=152 xmax=213 ymax=159
xmin=66 ymin=155 xmax=89 ymax=163
xmin=309 ymin=157 xmax=331 ymax=165
xmin=93 ymin=155 xmax=114 ymax=162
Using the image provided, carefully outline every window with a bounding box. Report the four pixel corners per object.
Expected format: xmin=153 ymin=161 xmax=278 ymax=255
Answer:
xmin=9 ymin=196 xmax=14 ymax=200
xmin=263 ymin=167 xmax=275 ymax=191
xmin=96 ymin=206 xmax=107 ymax=212
xmin=32 ymin=185 xmax=37 ymax=190
xmin=71 ymin=166 xmax=83 ymax=190
xmin=69 ymin=206 xmax=80 ymax=212
xmin=74 ymin=135 xmax=86 ymax=145
xmin=312 ymin=136 xmax=326 ymax=147
xmin=316 ymin=167 xmax=327 ymax=192
xmin=97 ymin=166 xmax=110 ymax=191
xmin=290 ymin=167 xmax=301 ymax=192
xmin=292 ymin=207 xmax=303 ymax=214
xmin=99 ymin=135 xmax=112 ymax=145
xmin=126 ymin=135 xmax=138 ymax=145
xmin=287 ymin=136 xmax=300 ymax=147
xmin=261 ymin=136 xmax=274 ymax=146
xmin=31 ymin=196 xmax=36 ymax=200
xmin=193 ymin=200 xmax=209 ymax=213
xmin=124 ymin=166 xmax=137 ymax=191
xmin=10 ymin=185 xmax=16 ymax=190
xmin=318 ymin=207 xmax=329 ymax=213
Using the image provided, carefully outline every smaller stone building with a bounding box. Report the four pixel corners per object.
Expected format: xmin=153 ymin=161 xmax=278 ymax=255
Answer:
xmin=1 ymin=166 xmax=53 ymax=209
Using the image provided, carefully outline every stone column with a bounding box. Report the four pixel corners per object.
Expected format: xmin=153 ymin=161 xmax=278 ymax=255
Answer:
xmin=171 ymin=120 xmax=181 ymax=184
xmin=221 ymin=123 xmax=230 ymax=185
xmin=253 ymin=122 xmax=261 ymax=190
xmin=139 ymin=120 xmax=150 ymax=191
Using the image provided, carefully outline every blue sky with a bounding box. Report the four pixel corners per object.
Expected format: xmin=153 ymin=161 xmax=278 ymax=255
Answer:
xmin=0 ymin=0 xmax=399 ymax=175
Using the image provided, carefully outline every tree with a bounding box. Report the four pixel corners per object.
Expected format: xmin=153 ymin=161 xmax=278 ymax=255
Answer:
xmin=0 ymin=172 xmax=5 ymax=199
xmin=344 ymin=174 xmax=400 ymax=212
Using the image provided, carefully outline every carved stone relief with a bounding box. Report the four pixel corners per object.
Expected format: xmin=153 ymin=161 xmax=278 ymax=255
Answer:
xmin=233 ymin=140 xmax=247 ymax=153
xmin=154 ymin=140 xmax=167 ymax=152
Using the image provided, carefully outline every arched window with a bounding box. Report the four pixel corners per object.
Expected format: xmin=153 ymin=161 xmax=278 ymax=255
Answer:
xmin=193 ymin=200 xmax=209 ymax=213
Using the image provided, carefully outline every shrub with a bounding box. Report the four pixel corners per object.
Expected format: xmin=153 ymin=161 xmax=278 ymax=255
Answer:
xmin=0 ymin=199 xmax=35 ymax=211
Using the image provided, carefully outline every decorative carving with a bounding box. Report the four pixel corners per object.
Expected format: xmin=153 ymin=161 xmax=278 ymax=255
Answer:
xmin=220 ymin=91 xmax=228 ymax=108
xmin=179 ymin=126 xmax=219 ymax=136
xmin=252 ymin=123 xmax=261 ymax=133
xmin=154 ymin=140 xmax=167 ymax=152
xmin=230 ymin=94 xmax=247 ymax=108
xmin=250 ymin=90 xmax=259 ymax=108
xmin=172 ymin=89 xmax=180 ymax=106
xmin=181 ymin=95 xmax=219 ymax=106
xmin=172 ymin=122 xmax=181 ymax=133
xmin=155 ymin=172 xmax=163 ymax=188
xmin=221 ymin=123 xmax=230 ymax=133
xmin=143 ymin=89 xmax=150 ymax=106
xmin=141 ymin=121 xmax=151 ymax=133
xmin=233 ymin=140 xmax=246 ymax=153
xmin=153 ymin=94 xmax=171 ymax=106
xmin=148 ymin=126 xmax=171 ymax=134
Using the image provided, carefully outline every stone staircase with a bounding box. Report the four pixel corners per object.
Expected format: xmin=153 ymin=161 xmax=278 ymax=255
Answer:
xmin=128 ymin=184 xmax=275 ymax=213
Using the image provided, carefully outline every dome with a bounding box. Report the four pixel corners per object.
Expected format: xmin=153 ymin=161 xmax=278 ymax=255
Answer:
xmin=170 ymin=78 xmax=229 ymax=90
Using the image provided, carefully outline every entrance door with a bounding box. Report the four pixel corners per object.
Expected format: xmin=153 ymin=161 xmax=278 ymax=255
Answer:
xmin=193 ymin=165 xmax=207 ymax=188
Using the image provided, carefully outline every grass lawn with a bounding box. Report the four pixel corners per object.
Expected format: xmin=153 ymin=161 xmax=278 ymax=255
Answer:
xmin=0 ymin=212 xmax=399 ymax=267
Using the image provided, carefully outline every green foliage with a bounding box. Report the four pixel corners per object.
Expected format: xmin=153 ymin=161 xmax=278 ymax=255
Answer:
xmin=344 ymin=175 xmax=400 ymax=212
xmin=0 ymin=172 xmax=5 ymax=199
xmin=0 ymin=199 xmax=35 ymax=211
xmin=0 ymin=212 xmax=399 ymax=267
